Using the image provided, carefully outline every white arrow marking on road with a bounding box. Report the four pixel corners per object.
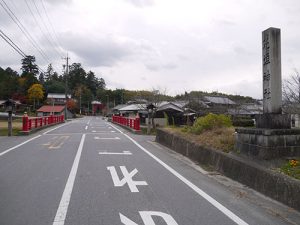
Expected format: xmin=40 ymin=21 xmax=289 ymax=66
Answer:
xmin=99 ymin=151 xmax=132 ymax=155
xmin=109 ymin=123 xmax=249 ymax=225
xmin=107 ymin=166 xmax=147 ymax=192
xmin=120 ymin=211 xmax=179 ymax=225
xmin=94 ymin=137 xmax=120 ymax=140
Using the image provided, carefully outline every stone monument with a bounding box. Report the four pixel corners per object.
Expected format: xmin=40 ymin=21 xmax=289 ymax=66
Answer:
xmin=235 ymin=27 xmax=300 ymax=159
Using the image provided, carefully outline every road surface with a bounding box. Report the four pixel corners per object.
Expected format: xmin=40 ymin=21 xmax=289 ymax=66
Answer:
xmin=0 ymin=116 xmax=299 ymax=225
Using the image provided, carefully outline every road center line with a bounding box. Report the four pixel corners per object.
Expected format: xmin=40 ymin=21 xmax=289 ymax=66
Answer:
xmin=0 ymin=135 xmax=41 ymax=157
xmin=52 ymin=134 xmax=86 ymax=225
xmin=108 ymin=123 xmax=248 ymax=225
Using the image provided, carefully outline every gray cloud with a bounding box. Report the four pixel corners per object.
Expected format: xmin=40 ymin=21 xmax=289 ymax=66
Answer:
xmin=123 ymin=0 xmax=155 ymax=7
xmin=43 ymin=0 xmax=72 ymax=5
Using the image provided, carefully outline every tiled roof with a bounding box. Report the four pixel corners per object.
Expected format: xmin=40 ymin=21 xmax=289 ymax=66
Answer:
xmin=204 ymin=96 xmax=236 ymax=105
xmin=37 ymin=105 xmax=65 ymax=112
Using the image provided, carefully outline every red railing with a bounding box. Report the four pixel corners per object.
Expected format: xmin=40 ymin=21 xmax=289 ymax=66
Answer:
xmin=22 ymin=115 xmax=64 ymax=132
xmin=112 ymin=115 xmax=140 ymax=131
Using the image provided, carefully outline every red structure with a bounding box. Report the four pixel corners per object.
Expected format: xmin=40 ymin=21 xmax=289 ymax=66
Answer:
xmin=112 ymin=115 xmax=140 ymax=131
xmin=22 ymin=114 xmax=64 ymax=133
xmin=92 ymin=101 xmax=104 ymax=115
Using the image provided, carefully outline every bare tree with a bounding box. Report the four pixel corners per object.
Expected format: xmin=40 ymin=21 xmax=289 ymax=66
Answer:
xmin=283 ymin=69 xmax=300 ymax=114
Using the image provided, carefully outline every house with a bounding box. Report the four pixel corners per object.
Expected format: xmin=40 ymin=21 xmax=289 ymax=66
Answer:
xmin=283 ymin=103 xmax=300 ymax=128
xmin=37 ymin=105 xmax=72 ymax=118
xmin=47 ymin=93 xmax=71 ymax=105
xmin=203 ymin=96 xmax=236 ymax=114
xmin=229 ymin=103 xmax=263 ymax=116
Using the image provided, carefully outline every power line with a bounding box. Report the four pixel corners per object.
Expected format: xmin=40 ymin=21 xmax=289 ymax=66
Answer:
xmin=0 ymin=29 xmax=45 ymax=73
xmin=31 ymin=0 xmax=64 ymax=58
xmin=0 ymin=29 xmax=26 ymax=57
xmin=24 ymin=0 xmax=60 ymax=59
xmin=0 ymin=0 xmax=51 ymax=64
xmin=41 ymin=0 xmax=65 ymax=56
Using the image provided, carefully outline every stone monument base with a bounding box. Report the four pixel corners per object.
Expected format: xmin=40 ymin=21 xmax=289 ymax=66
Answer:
xmin=235 ymin=128 xmax=300 ymax=159
xmin=255 ymin=114 xmax=291 ymax=129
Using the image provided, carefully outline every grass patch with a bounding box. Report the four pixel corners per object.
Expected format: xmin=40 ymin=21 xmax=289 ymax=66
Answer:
xmin=165 ymin=126 xmax=235 ymax=153
xmin=141 ymin=127 xmax=157 ymax=135
xmin=0 ymin=120 xmax=23 ymax=136
xmin=280 ymin=158 xmax=300 ymax=180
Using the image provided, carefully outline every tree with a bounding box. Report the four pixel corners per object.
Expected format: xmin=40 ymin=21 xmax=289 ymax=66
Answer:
xmin=45 ymin=64 xmax=55 ymax=81
xmin=283 ymin=69 xmax=300 ymax=104
xmin=283 ymin=69 xmax=300 ymax=116
xmin=68 ymin=63 xmax=86 ymax=92
xmin=21 ymin=55 xmax=39 ymax=76
xmin=0 ymin=67 xmax=19 ymax=99
xmin=74 ymin=85 xmax=93 ymax=114
xmin=67 ymin=99 xmax=77 ymax=113
xmin=39 ymin=72 xmax=45 ymax=84
xmin=28 ymin=83 xmax=44 ymax=110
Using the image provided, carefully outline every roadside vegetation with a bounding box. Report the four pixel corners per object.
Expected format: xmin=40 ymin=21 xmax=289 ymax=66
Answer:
xmin=280 ymin=158 xmax=300 ymax=180
xmin=165 ymin=113 xmax=235 ymax=153
xmin=0 ymin=119 xmax=22 ymax=136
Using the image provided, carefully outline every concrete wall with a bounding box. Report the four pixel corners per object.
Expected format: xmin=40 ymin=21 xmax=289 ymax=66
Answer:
xmin=156 ymin=128 xmax=300 ymax=211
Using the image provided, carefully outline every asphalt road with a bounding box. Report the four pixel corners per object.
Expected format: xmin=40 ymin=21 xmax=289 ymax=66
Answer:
xmin=0 ymin=116 xmax=300 ymax=225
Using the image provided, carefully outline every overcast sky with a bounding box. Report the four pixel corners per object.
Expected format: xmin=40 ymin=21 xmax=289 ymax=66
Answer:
xmin=1 ymin=0 xmax=300 ymax=99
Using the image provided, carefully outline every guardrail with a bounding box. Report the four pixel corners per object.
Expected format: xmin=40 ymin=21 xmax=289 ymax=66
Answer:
xmin=22 ymin=115 xmax=64 ymax=132
xmin=112 ymin=115 xmax=140 ymax=131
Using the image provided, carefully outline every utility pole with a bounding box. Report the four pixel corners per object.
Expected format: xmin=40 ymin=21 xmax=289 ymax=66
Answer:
xmin=63 ymin=53 xmax=70 ymax=121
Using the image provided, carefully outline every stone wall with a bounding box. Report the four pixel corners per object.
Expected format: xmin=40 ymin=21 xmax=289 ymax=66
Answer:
xmin=156 ymin=128 xmax=300 ymax=211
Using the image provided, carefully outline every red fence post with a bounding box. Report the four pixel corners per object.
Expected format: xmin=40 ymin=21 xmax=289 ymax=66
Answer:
xmin=22 ymin=114 xmax=29 ymax=132
xmin=136 ymin=117 xmax=140 ymax=131
xmin=28 ymin=119 xmax=32 ymax=130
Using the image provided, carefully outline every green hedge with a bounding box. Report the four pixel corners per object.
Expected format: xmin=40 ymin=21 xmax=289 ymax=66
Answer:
xmin=232 ymin=118 xmax=254 ymax=127
xmin=185 ymin=113 xmax=232 ymax=134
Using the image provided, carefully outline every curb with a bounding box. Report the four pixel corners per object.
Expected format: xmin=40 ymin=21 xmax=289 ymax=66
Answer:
xmin=155 ymin=128 xmax=300 ymax=211
xmin=111 ymin=122 xmax=142 ymax=134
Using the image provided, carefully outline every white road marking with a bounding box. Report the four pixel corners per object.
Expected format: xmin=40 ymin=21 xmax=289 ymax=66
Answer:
xmin=109 ymin=123 xmax=249 ymax=225
xmin=0 ymin=135 xmax=41 ymax=157
xmin=111 ymin=131 xmax=116 ymax=133
xmin=120 ymin=211 xmax=179 ymax=225
xmin=43 ymin=123 xmax=69 ymax=135
xmin=99 ymin=151 xmax=132 ymax=155
xmin=49 ymin=136 xmax=69 ymax=149
xmin=44 ymin=132 xmax=108 ymax=135
xmin=107 ymin=166 xmax=148 ymax=192
xmin=52 ymin=134 xmax=86 ymax=225
xmin=87 ymin=120 xmax=91 ymax=125
xmin=94 ymin=137 xmax=120 ymax=140
xmin=92 ymin=130 xmax=97 ymax=133
xmin=85 ymin=126 xmax=88 ymax=130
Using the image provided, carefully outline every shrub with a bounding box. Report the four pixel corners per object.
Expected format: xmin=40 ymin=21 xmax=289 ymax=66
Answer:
xmin=190 ymin=113 xmax=232 ymax=134
xmin=232 ymin=119 xmax=254 ymax=127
